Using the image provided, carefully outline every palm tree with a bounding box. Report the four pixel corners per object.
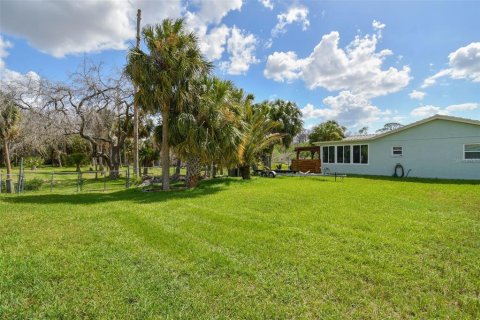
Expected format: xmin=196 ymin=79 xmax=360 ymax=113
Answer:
xmin=0 ymin=91 xmax=21 ymax=193
xmin=238 ymin=95 xmax=283 ymax=180
xmin=174 ymin=77 xmax=242 ymax=188
xmin=263 ymin=99 xmax=303 ymax=167
xmin=126 ymin=19 xmax=212 ymax=190
xmin=308 ymin=120 xmax=346 ymax=144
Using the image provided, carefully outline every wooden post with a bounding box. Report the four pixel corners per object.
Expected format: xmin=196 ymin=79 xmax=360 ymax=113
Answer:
xmin=17 ymin=158 xmax=23 ymax=194
xmin=133 ymin=9 xmax=141 ymax=178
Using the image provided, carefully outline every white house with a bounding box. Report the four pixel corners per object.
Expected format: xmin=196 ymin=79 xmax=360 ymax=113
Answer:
xmin=315 ymin=115 xmax=480 ymax=180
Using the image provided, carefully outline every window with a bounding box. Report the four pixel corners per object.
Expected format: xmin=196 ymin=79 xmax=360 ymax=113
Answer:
xmin=392 ymin=146 xmax=403 ymax=156
xmin=353 ymin=145 xmax=368 ymax=164
xmin=328 ymin=146 xmax=335 ymax=163
xmin=322 ymin=146 xmax=336 ymax=163
xmin=323 ymin=147 xmax=329 ymax=163
xmin=353 ymin=145 xmax=360 ymax=163
xmin=361 ymin=145 xmax=368 ymax=164
xmin=336 ymin=146 xmax=351 ymax=163
xmin=464 ymin=144 xmax=480 ymax=160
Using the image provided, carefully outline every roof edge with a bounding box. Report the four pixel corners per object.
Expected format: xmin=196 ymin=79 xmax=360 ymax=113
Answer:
xmin=313 ymin=114 xmax=480 ymax=145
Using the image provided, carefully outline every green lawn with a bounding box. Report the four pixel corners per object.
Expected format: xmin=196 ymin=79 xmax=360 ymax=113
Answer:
xmin=1 ymin=176 xmax=479 ymax=318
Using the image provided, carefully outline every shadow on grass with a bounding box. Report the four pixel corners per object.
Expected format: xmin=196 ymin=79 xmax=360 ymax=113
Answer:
xmin=1 ymin=177 xmax=248 ymax=205
xmin=348 ymin=174 xmax=480 ymax=185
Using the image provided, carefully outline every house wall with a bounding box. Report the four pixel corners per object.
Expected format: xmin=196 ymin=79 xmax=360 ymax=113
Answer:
xmin=320 ymin=119 xmax=480 ymax=180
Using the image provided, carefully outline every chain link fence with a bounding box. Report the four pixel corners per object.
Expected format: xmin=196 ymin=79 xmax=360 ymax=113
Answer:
xmin=0 ymin=167 xmax=133 ymax=194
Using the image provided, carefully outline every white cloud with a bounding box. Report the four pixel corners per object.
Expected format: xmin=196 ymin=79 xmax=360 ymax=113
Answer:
xmin=301 ymin=91 xmax=390 ymax=128
xmin=264 ymin=25 xmax=411 ymax=99
xmin=0 ymin=0 xmax=139 ymax=57
xmin=264 ymin=51 xmax=305 ymax=82
xmin=372 ymin=20 xmax=386 ymax=30
xmin=410 ymin=105 xmax=444 ymax=117
xmin=409 ymin=90 xmax=426 ymax=100
xmin=445 ymin=102 xmax=480 ymax=111
xmin=0 ymin=0 xmax=262 ymax=75
xmin=184 ymin=0 xmax=243 ymax=61
xmin=198 ymin=25 xmax=230 ymax=60
xmin=137 ymin=0 xmax=185 ymax=26
xmin=421 ymin=69 xmax=452 ymax=88
xmin=0 ymin=35 xmax=40 ymax=86
xmin=220 ymin=26 xmax=258 ymax=75
xmin=259 ymin=0 xmax=273 ymax=10
xmin=410 ymin=102 xmax=479 ymax=117
xmin=422 ymin=42 xmax=480 ymax=88
xmin=194 ymin=0 xmax=242 ymax=25
xmin=0 ymin=36 xmax=12 ymax=71
xmin=272 ymin=6 xmax=310 ymax=37
xmin=0 ymin=0 xmax=249 ymax=69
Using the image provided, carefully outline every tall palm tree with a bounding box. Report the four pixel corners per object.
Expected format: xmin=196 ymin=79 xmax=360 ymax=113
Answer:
xmin=126 ymin=19 xmax=211 ymax=190
xmin=0 ymin=91 xmax=21 ymax=193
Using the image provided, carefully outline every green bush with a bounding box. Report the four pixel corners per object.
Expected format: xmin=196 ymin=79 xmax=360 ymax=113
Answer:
xmin=24 ymin=178 xmax=44 ymax=191
xmin=24 ymin=156 xmax=44 ymax=170
xmin=67 ymin=153 xmax=89 ymax=172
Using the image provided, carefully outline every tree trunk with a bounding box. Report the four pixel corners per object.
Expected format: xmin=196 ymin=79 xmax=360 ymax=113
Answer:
xmin=212 ymin=161 xmax=216 ymax=178
xmin=143 ymin=166 xmax=148 ymax=175
xmin=161 ymin=108 xmax=170 ymax=190
xmin=186 ymin=155 xmax=201 ymax=188
xmin=110 ymin=146 xmax=121 ymax=179
xmin=93 ymin=157 xmax=98 ymax=180
xmin=240 ymin=165 xmax=251 ymax=180
xmin=175 ymin=159 xmax=181 ymax=176
xmin=3 ymin=140 xmax=13 ymax=193
xmin=99 ymin=156 xmax=104 ymax=174
xmin=75 ymin=162 xmax=81 ymax=173
xmin=57 ymin=151 xmax=62 ymax=167
xmin=206 ymin=163 xmax=211 ymax=178
xmin=267 ymin=151 xmax=273 ymax=169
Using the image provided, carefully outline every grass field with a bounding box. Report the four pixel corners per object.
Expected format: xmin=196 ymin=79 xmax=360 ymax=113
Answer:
xmin=1 ymin=176 xmax=479 ymax=318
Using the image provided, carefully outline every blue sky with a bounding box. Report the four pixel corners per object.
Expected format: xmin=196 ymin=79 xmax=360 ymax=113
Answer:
xmin=1 ymin=0 xmax=479 ymax=132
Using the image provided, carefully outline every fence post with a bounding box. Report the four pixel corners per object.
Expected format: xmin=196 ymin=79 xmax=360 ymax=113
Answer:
xmin=50 ymin=172 xmax=54 ymax=192
xmin=17 ymin=158 xmax=23 ymax=194
xmin=76 ymin=172 xmax=80 ymax=192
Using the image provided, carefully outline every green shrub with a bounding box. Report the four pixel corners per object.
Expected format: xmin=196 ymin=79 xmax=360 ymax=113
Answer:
xmin=24 ymin=178 xmax=44 ymax=191
xmin=24 ymin=156 xmax=44 ymax=170
xmin=67 ymin=153 xmax=89 ymax=172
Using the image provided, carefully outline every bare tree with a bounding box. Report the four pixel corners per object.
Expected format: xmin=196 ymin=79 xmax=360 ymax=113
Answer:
xmin=20 ymin=63 xmax=135 ymax=177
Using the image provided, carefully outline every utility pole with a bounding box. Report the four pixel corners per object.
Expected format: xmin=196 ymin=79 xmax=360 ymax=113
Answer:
xmin=133 ymin=9 xmax=141 ymax=177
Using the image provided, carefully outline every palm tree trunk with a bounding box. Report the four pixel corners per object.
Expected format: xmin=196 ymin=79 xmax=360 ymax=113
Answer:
xmin=161 ymin=107 xmax=170 ymax=190
xmin=3 ymin=139 xmax=13 ymax=193
xmin=240 ymin=165 xmax=251 ymax=180
xmin=186 ymin=155 xmax=201 ymax=188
